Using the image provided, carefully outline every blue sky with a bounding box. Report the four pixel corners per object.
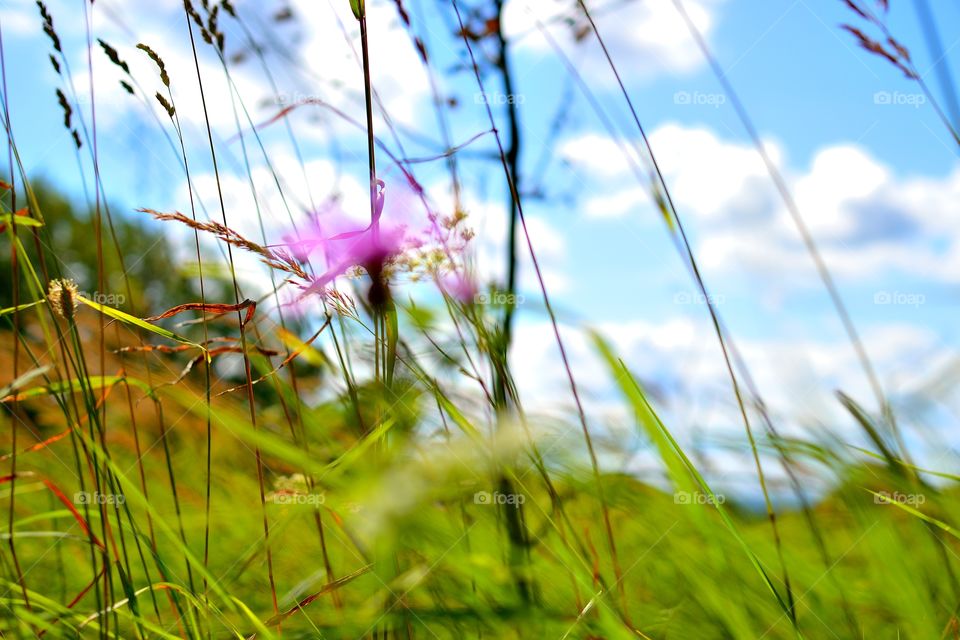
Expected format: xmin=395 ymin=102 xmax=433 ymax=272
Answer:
xmin=2 ymin=0 xmax=959 ymax=485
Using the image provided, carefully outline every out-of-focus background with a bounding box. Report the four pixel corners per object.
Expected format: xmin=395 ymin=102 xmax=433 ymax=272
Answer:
xmin=5 ymin=0 xmax=959 ymax=489
xmin=2 ymin=0 xmax=960 ymax=637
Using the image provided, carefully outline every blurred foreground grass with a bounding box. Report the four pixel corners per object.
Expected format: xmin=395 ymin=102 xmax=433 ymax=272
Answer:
xmin=0 ymin=308 xmax=957 ymax=639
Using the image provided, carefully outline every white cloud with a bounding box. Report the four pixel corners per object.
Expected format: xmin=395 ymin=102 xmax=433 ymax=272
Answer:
xmin=560 ymin=133 xmax=645 ymax=180
xmin=291 ymin=0 xmax=431 ymax=129
xmin=561 ymin=124 xmax=782 ymax=221
xmin=647 ymin=124 xmax=782 ymax=222
xmin=504 ymin=0 xmax=723 ymax=83
xmin=1 ymin=5 xmax=42 ymax=36
xmin=564 ymin=123 xmax=960 ymax=284
xmin=33 ymin=0 xmax=272 ymax=134
xmin=37 ymin=0 xmax=431 ymax=142
xmin=508 ymin=315 xmax=948 ymax=451
xmin=93 ymin=32 xmax=267 ymax=131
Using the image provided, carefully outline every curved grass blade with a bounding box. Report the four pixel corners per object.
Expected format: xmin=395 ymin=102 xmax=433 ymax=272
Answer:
xmin=0 ymin=213 xmax=42 ymax=227
xmin=0 ymin=365 xmax=52 ymax=398
xmin=866 ymin=489 xmax=959 ymax=539
xmin=76 ymin=295 xmax=207 ymax=356
xmin=1 ymin=375 xmax=152 ymax=403
xmin=597 ymin=352 xmax=799 ymax=635
xmin=0 ymin=299 xmax=45 ymax=318
xmin=263 ymin=564 xmax=372 ymax=626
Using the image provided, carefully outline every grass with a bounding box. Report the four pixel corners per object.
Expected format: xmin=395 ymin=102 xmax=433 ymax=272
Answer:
xmin=0 ymin=0 xmax=957 ymax=638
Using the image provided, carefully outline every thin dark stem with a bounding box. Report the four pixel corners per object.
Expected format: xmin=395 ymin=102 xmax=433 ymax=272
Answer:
xmin=575 ymin=0 xmax=796 ymax=626
xmin=0 ymin=24 xmax=33 ymax=627
xmin=182 ymin=2 xmax=279 ymax=623
xmin=494 ymin=0 xmax=521 ymax=345
xmin=359 ymin=9 xmax=379 ymax=236
xmin=451 ymin=0 xmax=627 ymax=624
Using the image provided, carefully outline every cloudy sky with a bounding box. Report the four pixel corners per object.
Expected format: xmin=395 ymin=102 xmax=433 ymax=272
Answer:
xmin=3 ymin=0 xmax=959 ymax=489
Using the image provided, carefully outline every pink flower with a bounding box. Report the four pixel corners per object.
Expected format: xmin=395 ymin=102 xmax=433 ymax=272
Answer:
xmin=311 ymin=222 xmax=406 ymax=288
xmin=285 ymin=181 xmax=419 ymax=297
xmin=281 ymin=177 xmax=471 ymax=311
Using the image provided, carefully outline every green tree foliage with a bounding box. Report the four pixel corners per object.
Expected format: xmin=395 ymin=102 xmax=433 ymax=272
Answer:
xmin=0 ymin=178 xmax=189 ymax=311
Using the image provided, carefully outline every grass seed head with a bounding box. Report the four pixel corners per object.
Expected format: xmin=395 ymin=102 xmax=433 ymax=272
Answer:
xmin=47 ymin=278 xmax=78 ymax=320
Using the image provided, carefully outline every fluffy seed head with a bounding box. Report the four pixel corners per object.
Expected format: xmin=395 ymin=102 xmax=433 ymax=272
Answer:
xmin=48 ymin=278 xmax=78 ymax=320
